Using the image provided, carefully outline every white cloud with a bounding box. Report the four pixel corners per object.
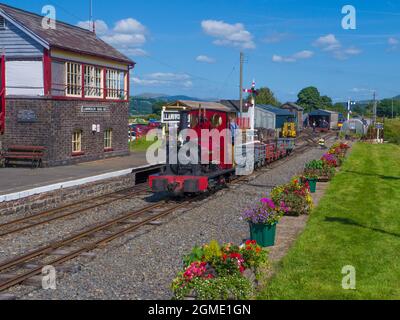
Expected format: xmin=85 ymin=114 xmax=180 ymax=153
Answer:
xmin=77 ymin=20 xmax=109 ymax=35
xmin=114 ymin=18 xmax=147 ymax=34
xmin=120 ymin=48 xmax=148 ymax=57
xmin=263 ymin=32 xmax=290 ymax=44
xmin=351 ymin=88 xmax=374 ymax=93
xmin=314 ymin=34 xmax=341 ymax=51
xmin=272 ymin=50 xmax=314 ymax=63
xmin=388 ymin=37 xmax=399 ymax=51
xmin=82 ymin=17 xmax=149 ymax=58
xmin=196 ymin=55 xmax=216 ymax=63
xmin=132 ymin=73 xmax=193 ymax=88
xmin=101 ymin=33 xmax=146 ymax=47
xmin=388 ymin=37 xmax=399 ymax=45
xmin=201 ymin=20 xmax=255 ymax=49
xmin=314 ymin=34 xmax=361 ymax=60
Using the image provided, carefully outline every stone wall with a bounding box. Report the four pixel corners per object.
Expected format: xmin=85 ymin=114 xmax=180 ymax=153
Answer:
xmin=0 ymin=173 xmax=135 ymax=216
xmin=2 ymin=96 xmax=129 ymax=166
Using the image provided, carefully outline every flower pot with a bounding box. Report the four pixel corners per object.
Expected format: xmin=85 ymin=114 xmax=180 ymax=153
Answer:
xmin=307 ymin=178 xmax=317 ymax=193
xmin=249 ymin=223 xmax=277 ymax=247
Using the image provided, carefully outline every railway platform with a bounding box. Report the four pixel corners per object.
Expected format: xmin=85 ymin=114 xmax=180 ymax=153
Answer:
xmin=0 ymin=152 xmax=153 ymax=202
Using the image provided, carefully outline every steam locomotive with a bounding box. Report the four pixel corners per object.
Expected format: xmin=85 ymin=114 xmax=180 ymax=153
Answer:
xmin=149 ymin=104 xmax=295 ymax=194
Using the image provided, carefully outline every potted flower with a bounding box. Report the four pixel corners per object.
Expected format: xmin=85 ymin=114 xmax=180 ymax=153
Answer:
xmin=304 ymin=173 xmax=318 ymax=193
xmin=172 ymin=240 xmax=267 ymax=300
xmin=241 ymin=198 xmax=287 ymax=247
xmin=270 ymin=177 xmax=313 ymax=216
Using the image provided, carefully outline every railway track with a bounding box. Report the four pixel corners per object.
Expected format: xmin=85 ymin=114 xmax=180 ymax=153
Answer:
xmin=0 ymin=132 xmax=334 ymax=294
xmin=0 ymin=183 xmax=150 ymax=237
xmin=0 ymin=200 xmax=192 ymax=292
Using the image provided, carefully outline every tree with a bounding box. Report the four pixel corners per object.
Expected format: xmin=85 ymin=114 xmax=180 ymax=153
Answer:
xmin=376 ymin=99 xmax=400 ymax=118
xmin=331 ymin=102 xmax=346 ymax=114
xmin=321 ymin=95 xmax=333 ymax=109
xmin=297 ymin=86 xmax=322 ymax=112
xmin=250 ymin=87 xmax=280 ymax=106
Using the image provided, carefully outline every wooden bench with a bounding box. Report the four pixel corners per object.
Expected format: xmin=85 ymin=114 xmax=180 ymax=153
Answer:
xmin=3 ymin=145 xmax=45 ymax=168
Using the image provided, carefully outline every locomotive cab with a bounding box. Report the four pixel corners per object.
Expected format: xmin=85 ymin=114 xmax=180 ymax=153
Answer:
xmin=149 ymin=105 xmax=235 ymax=194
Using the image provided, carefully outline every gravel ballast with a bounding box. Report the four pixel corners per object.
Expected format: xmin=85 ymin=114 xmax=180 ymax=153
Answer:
xmin=4 ymin=139 xmax=336 ymax=300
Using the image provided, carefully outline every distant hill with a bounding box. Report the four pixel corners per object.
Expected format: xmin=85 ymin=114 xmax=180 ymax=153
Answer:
xmin=393 ymin=95 xmax=400 ymax=100
xmin=129 ymin=94 xmax=216 ymax=115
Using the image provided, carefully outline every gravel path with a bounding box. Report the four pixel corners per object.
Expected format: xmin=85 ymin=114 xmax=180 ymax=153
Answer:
xmin=5 ymin=138 xmax=336 ymax=300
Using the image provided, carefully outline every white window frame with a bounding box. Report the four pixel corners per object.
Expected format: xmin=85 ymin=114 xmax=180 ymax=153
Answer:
xmin=106 ymin=69 xmax=126 ymax=99
xmin=66 ymin=62 xmax=82 ymax=97
xmin=72 ymin=130 xmax=82 ymax=153
xmin=84 ymin=65 xmax=103 ymax=98
xmin=104 ymin=129 xmax=113 ymax=149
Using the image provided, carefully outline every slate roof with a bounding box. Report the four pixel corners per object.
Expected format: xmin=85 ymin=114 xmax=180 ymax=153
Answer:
xmin=309 ymin=109 xmax=338 ymax=116
xmin=0 ymin=3 xmax=134 ymax=65
xmin=281 ymin=102 xmax=304 ymax=111
xmin=219 ymin=100 xmax=250 ymax=113
xmin=256 ymin=104 xmax=295 ymax=116
xmin=167 ymin=100 xmax=233 ymax=112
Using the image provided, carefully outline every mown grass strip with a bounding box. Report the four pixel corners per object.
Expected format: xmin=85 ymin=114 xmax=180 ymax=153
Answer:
xmin=258 ymin=143 xmax=400 ymax=300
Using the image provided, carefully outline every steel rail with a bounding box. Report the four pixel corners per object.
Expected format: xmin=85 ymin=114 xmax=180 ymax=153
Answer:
xmin=0 ymin=201 xmax=188 ymax=292
xmin=0 ymin=184 xmax=149 ymax=237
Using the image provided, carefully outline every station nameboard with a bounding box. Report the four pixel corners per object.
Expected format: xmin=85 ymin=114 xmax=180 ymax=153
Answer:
xmin=375 ymin=123 xmax=384 ymax=130
xmin=162 ymin=110 xmax=180 ymax=123
xmin=81 ymin=106 xmax=109 ymax=113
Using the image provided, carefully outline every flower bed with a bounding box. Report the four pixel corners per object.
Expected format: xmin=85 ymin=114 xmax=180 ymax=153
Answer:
xmin=304 ymin=159 xmax=335 ymax=181
xmin=172 ymin=240 xmax=268 ymax=300
xmin=304 ymin=142 xmax=350 ymax=181
xmin=270 ymin=176 xmax=313 ymax=216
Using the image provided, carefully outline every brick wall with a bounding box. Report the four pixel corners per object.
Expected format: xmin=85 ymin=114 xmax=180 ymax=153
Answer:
xmin=0 ymin=173 xmax=135 ymax=216
xmin=1 ymin=97 xmax=129 ymax=166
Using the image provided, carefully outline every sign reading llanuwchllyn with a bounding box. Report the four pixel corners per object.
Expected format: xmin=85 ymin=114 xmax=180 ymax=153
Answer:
xmin=162 ymin=110 xmax=180 ymax=123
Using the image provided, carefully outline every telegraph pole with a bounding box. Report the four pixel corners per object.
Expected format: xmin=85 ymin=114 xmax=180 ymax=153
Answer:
xmin=239 ymin=52 xmax=244 ymax=119
xmin=90 ymin=0 xmax=95 ymax=33
xmin=372 ymin=91 xmax=377 ymax=124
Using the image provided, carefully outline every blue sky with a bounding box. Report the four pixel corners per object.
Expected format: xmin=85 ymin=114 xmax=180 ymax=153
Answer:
xmin=4 ymin=0 xmax=400 ymax=102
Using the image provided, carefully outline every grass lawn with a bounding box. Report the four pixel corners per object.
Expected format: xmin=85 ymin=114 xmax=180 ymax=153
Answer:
xmin=385 ymin=118 xmax=400 ymax=144
xmin=259 ymin=143 xmax=400 ymax=299
xmin=129 ymin=137 xmax=158 ymax=152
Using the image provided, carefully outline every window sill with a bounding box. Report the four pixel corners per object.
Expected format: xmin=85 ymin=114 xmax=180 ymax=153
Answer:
xmin=104 ymin=148 xmax=114 ymax=153
xmin=72 ymin=152 xmax=85 ymax=157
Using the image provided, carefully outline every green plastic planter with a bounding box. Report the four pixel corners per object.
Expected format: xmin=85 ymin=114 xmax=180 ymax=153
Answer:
xmin=307 ymin=178 xmax=317 ymax=193
xmin=249 ymin=223 xmax=277 ymax=247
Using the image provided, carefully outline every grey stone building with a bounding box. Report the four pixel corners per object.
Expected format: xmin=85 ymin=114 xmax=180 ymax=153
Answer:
xmin=0 ymin=3 xmax=135 ymax=166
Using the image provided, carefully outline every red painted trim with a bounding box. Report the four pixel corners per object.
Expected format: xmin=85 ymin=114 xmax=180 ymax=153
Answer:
xmin=51 ymin=95 xmax=129 ymax=103
xmin=43 ymin=49 xmax=52 ymax=96
xmin=0 ymin=55 xmax=5 ymax=135
xmin=103 ymin=67 xmax=107 ymax=99
xmin=50 ymin=58 xmax=129 ymax=102
xmin=127 ymin=69 xmax=130 ymax=99
xmin=104 ymin=148 xmax=114 ymax=152
xmin=72 ymin=152 xmax=85 ymax=157
xmin=81 ymin=63 xmax=85 ymax=98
